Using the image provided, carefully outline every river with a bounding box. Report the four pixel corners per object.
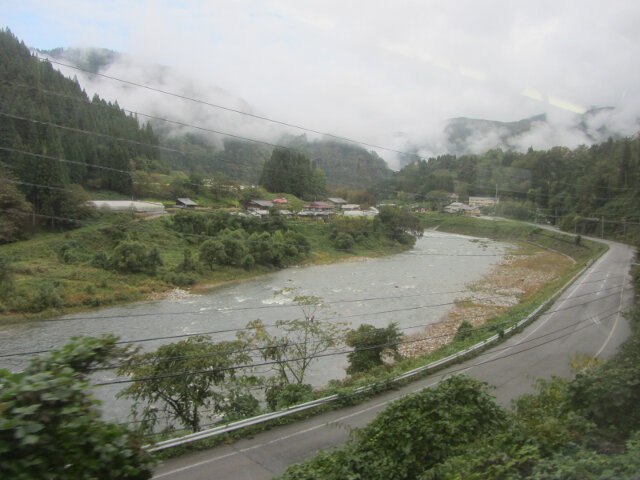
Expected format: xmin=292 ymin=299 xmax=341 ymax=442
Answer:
xmin=0 ymin=230 xmax=507 ymax=421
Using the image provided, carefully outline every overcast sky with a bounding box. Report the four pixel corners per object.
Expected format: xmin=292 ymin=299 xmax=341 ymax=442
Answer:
xmin=2 ymin=1 xmax=640 ymax=163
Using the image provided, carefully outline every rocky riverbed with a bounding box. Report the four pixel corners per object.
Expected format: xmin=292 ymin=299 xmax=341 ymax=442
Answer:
xmin=399 ymin=249 xmax=573 ymax=357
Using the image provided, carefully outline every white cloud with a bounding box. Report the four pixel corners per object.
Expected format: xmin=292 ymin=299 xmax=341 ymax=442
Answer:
xmin=5 ymin=0 xmax=640 ymax=167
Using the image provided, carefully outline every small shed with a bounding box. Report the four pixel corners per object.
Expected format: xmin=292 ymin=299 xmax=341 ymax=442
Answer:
xmin=176 ymin=198 xmax=198 ymax=209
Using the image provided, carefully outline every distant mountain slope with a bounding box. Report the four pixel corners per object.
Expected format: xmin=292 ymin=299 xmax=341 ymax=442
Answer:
xmin=281 ymin=135 xmax=392 ymax=190
xmin=0 ymin=29 xmax=160 ymax=218
xmin=439 ymin=108 xmax=633 ymax=157
xmin=39 ymin=47 xmax=392 ymax=189
xmin=444 ymin=114 xmax=548 ymax=154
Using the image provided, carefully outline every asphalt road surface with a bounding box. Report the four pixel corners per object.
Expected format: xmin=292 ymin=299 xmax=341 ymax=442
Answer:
xmin=153 ymin=238 xmax=635 ymax=480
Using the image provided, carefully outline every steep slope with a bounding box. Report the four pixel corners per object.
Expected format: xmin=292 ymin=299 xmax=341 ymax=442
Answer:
xmin=38 ymin=47 xmax=392 ymax=189
xmin=0 ymin=29 xmax=160 ymax=222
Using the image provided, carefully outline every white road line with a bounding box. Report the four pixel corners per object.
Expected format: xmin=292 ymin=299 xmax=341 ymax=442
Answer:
xmin=154 ymin=398 xmax=395 ymax=478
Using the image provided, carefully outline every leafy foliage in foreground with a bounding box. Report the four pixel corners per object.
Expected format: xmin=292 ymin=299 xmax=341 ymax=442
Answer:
xmin=277 ymin=276 xmax=640 ymax=479
xmin=279 ymin=376 xmax=507 ymax=480
xmin=117 ymin=336 xmax=260 ymax=433
xmin=0 ymin=336 xmax=153 ymax=479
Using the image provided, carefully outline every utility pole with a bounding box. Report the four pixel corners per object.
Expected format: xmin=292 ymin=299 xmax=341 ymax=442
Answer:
xmin=601 ymin=216 xmax=604 ymax=239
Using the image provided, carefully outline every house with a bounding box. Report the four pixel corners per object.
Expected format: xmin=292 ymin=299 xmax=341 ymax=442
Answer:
xmin=341 ymin=204 xmax=361 ymax=211
xmin=444 ymin=202 xmax=479 ymax=215
xmin=176 ymin=198 xmax=198 ymax=209
xmin=272 ymin=198 xmax=288 ymax=205
xmin=246 ymin=200 xmax=273 ymax=211
xmin=277 ymin=209 xmax=294 ymax=218
xmin=447 ymin=192 xmax=460 ymax=201
xmin=304 ymin=201 xmax=334 ymax=213
xmin=87 ymin=200 xmax=165 ymax=214
xmin=344 ymin=207 xmax=379 ymax=218
xmin=468 ymin=196 xmax=498 ymax=208
xmin=327 ymin=197 xmax=347 ymax=208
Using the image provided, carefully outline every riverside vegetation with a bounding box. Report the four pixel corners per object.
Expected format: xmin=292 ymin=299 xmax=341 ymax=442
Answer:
xmin=0 ymin=206 xmax=418 ymax=321
xmin=1 ymin=217 xmax=614 ymax=478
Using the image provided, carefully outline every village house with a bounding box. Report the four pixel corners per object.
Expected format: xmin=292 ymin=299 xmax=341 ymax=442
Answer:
xmin=444 ymin=202 xmax=479 ymax=215
xmin=327 ymin=197 xmax=347 ymax=209
xmin=246 ymin=199 xmax=273 ymax=217
xmin=468 ymin=196 xmax=499 ymax=208
xmin=304 ymin=201 xmax=334 ymax=213
xmin=176 ymin=198 xmax=198 ymax=209
xmin=341 ymin=204 xmax=361 ymax=212
xmin=344 ymin=206 xmax=379 ymax=218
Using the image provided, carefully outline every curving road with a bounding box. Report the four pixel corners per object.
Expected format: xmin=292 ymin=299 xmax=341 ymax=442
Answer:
xmin=153 ymin=238 xmax=635 ymax=480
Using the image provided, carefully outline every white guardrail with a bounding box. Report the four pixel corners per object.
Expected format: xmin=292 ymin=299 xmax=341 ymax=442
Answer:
xmin=145 ymin=265 xmax=589 ymax=452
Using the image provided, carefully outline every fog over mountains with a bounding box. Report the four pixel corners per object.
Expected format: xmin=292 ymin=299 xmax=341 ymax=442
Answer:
xmin=39 ymin=46 xmax=640 ymax=170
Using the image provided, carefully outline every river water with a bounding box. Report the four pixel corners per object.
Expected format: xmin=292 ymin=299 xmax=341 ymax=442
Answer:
xmin=0 ymin=230 xmax=506 ymax=421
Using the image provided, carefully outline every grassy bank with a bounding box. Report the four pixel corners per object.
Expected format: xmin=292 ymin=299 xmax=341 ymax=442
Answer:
xmin=421 ymin=213 xmax=606 ymax=264
xmin=0 ymin=210 xmax=415 ymax=323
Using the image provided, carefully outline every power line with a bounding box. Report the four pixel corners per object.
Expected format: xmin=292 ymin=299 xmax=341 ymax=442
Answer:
xmin=2 ymin=109 xmax=636 ymax=222
xmin=0 ymin=146 xmax=130 ymax=175
xmin=0 ymin=291 xmax=528 ymax=359
xmin=92 ymin=296 xmax=625 ymax=373
xmin=93 ymin=298 xmax=625 ymax=387
xmin=118 ymin=305 xmax=624 ymax=436
xmin=0 ymin=207 xmax=516 ymax=268
xmin=41 ymin=57 xmax=426 ymax=161
xmin=0 ymin=79 xmax=310 ymax=163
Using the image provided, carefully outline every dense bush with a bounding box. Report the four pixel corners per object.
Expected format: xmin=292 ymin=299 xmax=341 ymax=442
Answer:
xmin=0 ymin=336 xmax=153 ymax=479
xmin=110 ymin=241 xmax=163 ymax=274
xmin=279 ymin=376 xmax=507 ymax=480
xmin=345 ymin=323 xmax=402 ymax=374
xmin=333 ymin=232 xmax=354 ymax=250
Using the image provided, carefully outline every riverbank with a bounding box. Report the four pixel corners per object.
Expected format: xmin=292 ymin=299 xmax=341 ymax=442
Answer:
xmin=397 ymin=215 xmax=606 ymax=357
xmin=399 ymin=245 xmax=572 ymax=357
xmin=0 ymin=212 xmax=415 ymax=324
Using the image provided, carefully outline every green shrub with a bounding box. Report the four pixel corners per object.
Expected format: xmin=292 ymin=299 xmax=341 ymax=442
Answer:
xmin=333 ymin=232 xmax=355 ymax=250
xmin=91 ymin=251 xmax=109 ymax=269
xmin=57 ymin=242 xmax=81 ymax=264
xmin=163 ymin=271 xmax=196 ymax=287
xmin=454 ymin=320 xmax=474 ymax=341
xmin=346 ymin=323 xmax=401 ymax=374
xmin=276 ymin=383 xmax=314 ymax=409
xmin=0 ymin=254 xmax=14 ymax=300
xmin=199 ymin=239 xmax=227 ymax=269
xmin=110 ymin=241 xmax=163 ymax=275
xmin=0 ymin=336 xmax=154 ymax=479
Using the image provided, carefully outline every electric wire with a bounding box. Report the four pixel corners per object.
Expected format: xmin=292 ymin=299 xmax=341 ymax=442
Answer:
xmin=0 ymin=276 xmax=628 ymax=360
xmin=93 ymin=295 xmax=626 ymax=387
xmin=40 ymin=57 xmax=427 ymax=161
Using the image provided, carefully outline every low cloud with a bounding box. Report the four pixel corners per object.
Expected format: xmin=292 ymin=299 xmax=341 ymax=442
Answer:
xmin=15 ymin=0 xmax=640 ymax=169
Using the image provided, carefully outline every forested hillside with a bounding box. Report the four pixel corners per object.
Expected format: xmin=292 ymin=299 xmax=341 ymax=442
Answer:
xmin=375 ymin=137 xmax=640 ymax=240
xmin=0 ymin=29 xmax=161 ymax=234
xmin=160 ymin=134 xmax=270 ymax=184
xmin=282 ymin=135 xmax=392 ymax=190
